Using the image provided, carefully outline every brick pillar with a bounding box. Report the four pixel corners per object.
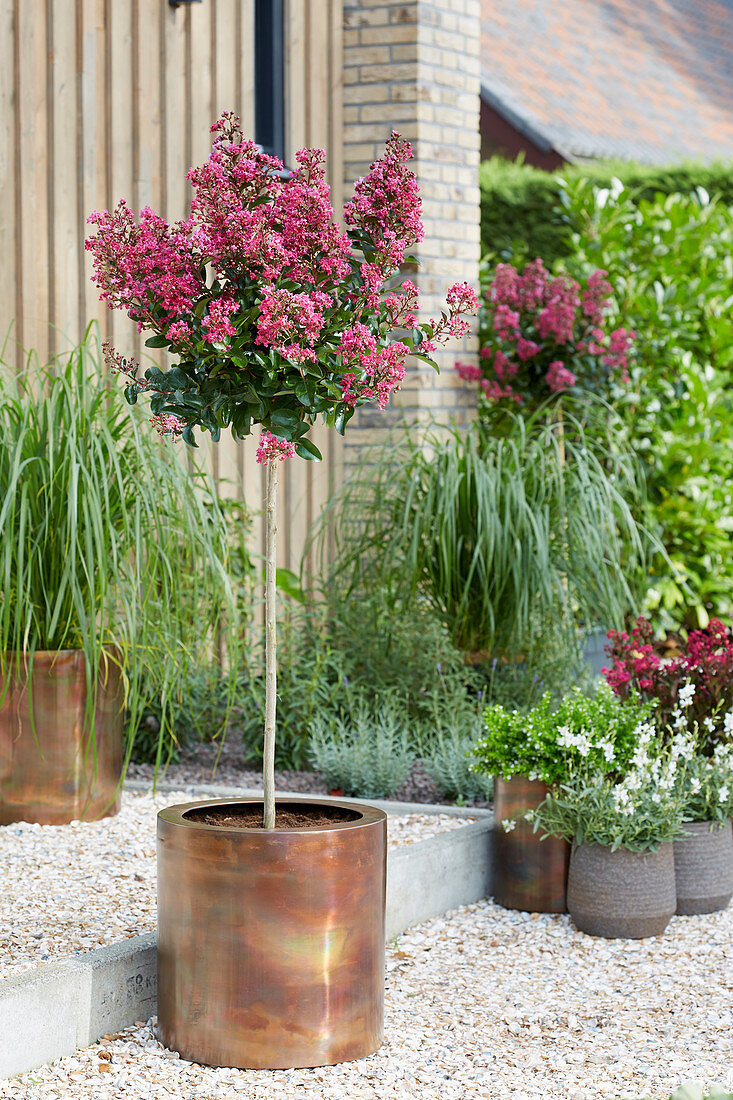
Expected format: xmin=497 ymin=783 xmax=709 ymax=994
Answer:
xmin=342 ymin=0 xmax=481 ymax=452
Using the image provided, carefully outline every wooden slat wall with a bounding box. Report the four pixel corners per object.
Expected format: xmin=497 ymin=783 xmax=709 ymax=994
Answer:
xmin=0 ymin=0 xmax=344 ymax=575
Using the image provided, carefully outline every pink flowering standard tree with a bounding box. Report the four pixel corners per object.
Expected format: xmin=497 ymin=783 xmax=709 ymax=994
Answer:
xmin=454 ymin=257 xmax=634 ymax=408
xmin=86 ymin=113 xmax=478 ymax=827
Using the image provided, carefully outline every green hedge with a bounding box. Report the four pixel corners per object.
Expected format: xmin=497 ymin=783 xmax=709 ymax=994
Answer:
xmin=480 ymin=157 xmax=733 ymax=263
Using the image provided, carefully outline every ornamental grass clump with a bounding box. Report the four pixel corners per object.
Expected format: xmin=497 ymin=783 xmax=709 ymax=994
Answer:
xmin=85 ymin=112 xmax=478 ymax=826
xmin=454 ymin=257 xmax=634 ymax=407
xmin=311 ymin=413 xmax=650 ymax=657
xmin=0 ymin=335 xmax=241 ymax=762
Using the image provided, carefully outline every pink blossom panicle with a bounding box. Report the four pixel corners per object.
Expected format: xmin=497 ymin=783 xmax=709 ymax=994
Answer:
xmin=256 ymin=431 xmax=297 ymax=464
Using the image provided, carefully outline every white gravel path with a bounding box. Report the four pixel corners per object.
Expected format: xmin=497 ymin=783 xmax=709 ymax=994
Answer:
xmin=0 ymin=791 xmax=475 ymax=979
xmin=1 ymin=898 xmax=732 ymax=1099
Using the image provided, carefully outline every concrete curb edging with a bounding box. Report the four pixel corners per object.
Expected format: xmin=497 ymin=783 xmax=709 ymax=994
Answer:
xmin=0 ymin=791 xmax=493 ymax=1079
xmin=0 ymin=935 xmax=158 ymax=1080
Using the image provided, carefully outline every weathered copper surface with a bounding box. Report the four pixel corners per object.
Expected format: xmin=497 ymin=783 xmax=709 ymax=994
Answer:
xmin=0 ymin=650 xmax=123 ymax=825
xmin=157 ymin=797 xmax=387 ymax=1069
xmin=493 ymin=775 xmax=570 ymax=912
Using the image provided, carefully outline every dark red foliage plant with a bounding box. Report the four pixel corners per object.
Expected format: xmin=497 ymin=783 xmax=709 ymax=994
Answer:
xmin=603 ymin=616 xmax=733 ymax=750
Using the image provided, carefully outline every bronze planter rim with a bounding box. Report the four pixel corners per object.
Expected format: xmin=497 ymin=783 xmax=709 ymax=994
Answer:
xmin=158 ymin=795 xmax=387 ymax=834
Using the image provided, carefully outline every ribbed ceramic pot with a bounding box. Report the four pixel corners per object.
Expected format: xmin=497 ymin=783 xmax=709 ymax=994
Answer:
xmin=157 ymin=797 xmax=387 ymax=1070
xmin=567 ymin=841 xmax=676 ymax=939
xmin=0 ymin=650 xmax=123 ymax=825
xmin=674 ymin=820 xmax=733 ymax=915
xmin=493 ymin=775 xmax=570 ymax=912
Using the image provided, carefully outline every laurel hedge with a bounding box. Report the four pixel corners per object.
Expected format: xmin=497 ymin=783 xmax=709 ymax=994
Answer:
xmin=480 ymin=157 xmax=733 ymax=263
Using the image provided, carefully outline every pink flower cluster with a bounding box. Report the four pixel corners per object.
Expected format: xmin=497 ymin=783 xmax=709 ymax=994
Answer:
xmin=203 ymin=297 xmax=239 ymax=345
xmin=86 ymin=203 xmax=203 ymax=333
xmin=256 ymin=431 xmax=297 ymax=464
xmin=87 ymin=114 xmax=479 ymax=459
xmin=337 ymin=323 xmax=409 ymax=409
xmin=344 ymin=131 xmax=424 ymax=276
xmin=150 ymin=413 xmax=185 ymax=438
xmin=256 ymin=288 xmax=330 ymax=364
xmin=604 ymin=616 xmax=733 ymax=744
xmin=454 ymin=258 xmax=634 ymax=407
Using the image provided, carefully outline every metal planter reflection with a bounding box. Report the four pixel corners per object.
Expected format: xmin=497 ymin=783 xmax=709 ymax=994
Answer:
xmin=493 ymin=775 xmax=570 ymax=912
xmin=157 ymin=797 xmax=387 ymax=1069
xmin=0 ymin=649 xmax=123 ymax=825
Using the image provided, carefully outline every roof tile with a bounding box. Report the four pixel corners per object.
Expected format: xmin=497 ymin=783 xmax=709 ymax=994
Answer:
xmin=481 ymin=0 xmax=733 ymax=162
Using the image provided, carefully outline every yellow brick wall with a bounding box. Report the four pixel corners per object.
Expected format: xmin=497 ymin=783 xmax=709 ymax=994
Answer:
xmin=342 ymin=0 xmax=481 ymax=452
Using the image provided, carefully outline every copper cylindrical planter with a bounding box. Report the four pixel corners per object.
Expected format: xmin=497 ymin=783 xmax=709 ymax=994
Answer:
xmin=0 ymin=650 xmax=123 ymax=825
xmin=493 ymin=775 xmax=570 ymax=912
xmin=157 ymin=797 xmax=387 ymax=1069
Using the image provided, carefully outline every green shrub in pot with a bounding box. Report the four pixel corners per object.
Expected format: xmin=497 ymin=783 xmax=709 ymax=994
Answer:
xmin=470 ymin=684 xmax=653 ymax=913
xmin=470 ymin=683 xmax=652 ymax=790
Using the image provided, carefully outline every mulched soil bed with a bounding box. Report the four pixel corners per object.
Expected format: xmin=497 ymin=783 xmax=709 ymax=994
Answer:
xmin=128 ymin=740 xmax=490 ymax=808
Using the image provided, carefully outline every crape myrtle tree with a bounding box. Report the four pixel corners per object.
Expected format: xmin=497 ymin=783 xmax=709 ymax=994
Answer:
xmin=86 ymin=112 xmax=478 ymax=827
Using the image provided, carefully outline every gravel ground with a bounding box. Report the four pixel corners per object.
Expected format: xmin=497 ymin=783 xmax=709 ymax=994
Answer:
xmin=0 ymin=791 xmax=474 ymax=980
xmin=2 ymin=899 xmax=732 ymax=1099
xmin=127 ymin=743 xmax=489 ymax=807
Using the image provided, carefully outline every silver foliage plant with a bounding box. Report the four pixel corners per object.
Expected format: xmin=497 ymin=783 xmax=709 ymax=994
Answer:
xmin=308 ymin=697 xmax=414 ymax=800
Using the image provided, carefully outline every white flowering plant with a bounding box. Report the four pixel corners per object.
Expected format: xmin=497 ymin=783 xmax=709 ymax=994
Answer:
xmin=680 ymin=744 xmax=733 ymax=824
xmin=470 ymin=684 xmax=654 ymax=788
xmin=528 ymin=721 xmax=689 ymax=852
xmin=667 ymin=685 xmax=733 ymax=824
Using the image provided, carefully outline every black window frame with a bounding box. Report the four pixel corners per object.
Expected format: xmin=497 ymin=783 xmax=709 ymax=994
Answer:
xmin=254 ymin=0 xmax=286 ymax=164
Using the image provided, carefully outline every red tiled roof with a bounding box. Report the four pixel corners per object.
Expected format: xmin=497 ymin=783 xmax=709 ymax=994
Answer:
xmin=481 ymin=0 xmax=733 ymax=163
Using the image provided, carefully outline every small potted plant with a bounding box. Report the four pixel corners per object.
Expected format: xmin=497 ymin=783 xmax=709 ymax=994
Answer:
xmin=668 ymin=693 xmax=733 ymax=915
xmin=605 ymin=619 xmax=733 ymax=914
xmin=527 ymin=723 xmax=688 ymax=938
xmin=470 ymin=684 xmax=652 ymax=912
xmin=86 ymin=114 xmax=477 ymax=1069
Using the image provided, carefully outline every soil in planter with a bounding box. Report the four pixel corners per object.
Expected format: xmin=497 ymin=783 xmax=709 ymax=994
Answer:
xmin=184 ymin=804 xmax=361 ymax=829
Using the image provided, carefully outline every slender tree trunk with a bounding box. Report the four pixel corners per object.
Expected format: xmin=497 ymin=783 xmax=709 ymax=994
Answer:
xmin=263 ymin=458 xmax=278 ymax=829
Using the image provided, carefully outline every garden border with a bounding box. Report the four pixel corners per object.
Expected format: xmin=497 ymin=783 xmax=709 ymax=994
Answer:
xmin=0 ymin=786 xmax=493 ymax=1079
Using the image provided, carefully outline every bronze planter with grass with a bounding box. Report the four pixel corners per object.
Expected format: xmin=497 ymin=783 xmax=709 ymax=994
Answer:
xmin=157 ymin=797 xmax=387 ymax=1069
xmin=493 ymin=775 xmax=570 ymax=912
xmin=0 ymin=649 xmax=123 ymax=825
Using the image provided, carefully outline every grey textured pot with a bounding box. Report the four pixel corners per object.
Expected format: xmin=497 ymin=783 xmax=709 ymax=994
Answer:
xmin=674 ymin=820 xmax=733 ymax=916
xmin=567 ymin=841 xmax=676 ymax=939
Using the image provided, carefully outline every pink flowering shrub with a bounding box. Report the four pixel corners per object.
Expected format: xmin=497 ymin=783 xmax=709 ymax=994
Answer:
xmin=603 ymin=616 xmax=733 ymax=749
xmin=455 ymin=258 xmax=634 ymax=407
xmin=86 ymin=113 xmax=478 ymax=458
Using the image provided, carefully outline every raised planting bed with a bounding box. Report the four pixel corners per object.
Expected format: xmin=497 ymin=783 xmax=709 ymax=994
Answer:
xmin=0 ymin=785 xmax=492 ymax=1078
